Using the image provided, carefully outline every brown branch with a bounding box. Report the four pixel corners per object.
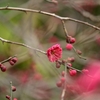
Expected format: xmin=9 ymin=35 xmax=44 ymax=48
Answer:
xmin=61 ymin=64 xmax=67 ymax=100
xmin=66 ymin=17 xmax=100 ymax=30
xmin=0 ymin=55 xmax=16 ymax=64
xmin=61 ymin=88 xmax=66 ymax=100
xmin=61 ymin=20 xmax=69 ymax=38
xmin=61 ymin=20 xmax=71 ymax=40
xmin=0 ymin=6 xmax=62 ymax=19
xmin=0 ymin=37 xmax=46 ymax=54
xmin=58 ymin=60 xmax=82 ymax=72
xmin=72 ymin=46 xmax=86 ymax=60
xmin=0 ymin=6 xmax=100 ymax=30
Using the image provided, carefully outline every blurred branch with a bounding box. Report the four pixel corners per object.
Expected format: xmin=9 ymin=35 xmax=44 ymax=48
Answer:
xmin=62 ymin=20 xmax=69 ymax=37
xmin=0 ymin=37 xmax=46 ymax=54
xmin=58 ymin=60 xmax=82 ymax=72
xmin=10 ymin=81 xmax=13 ymax=100
xmin=68 ymin=1 xmax=100 ymax=22
xmin=67 ymin=17 xmax=100 ymax=30
xmin=61 ymin=64 xmax=67 ymax=100
xmin=0 ymin=55 xmax=16 ymax=64
xmin=61 ymin=88 xmax=66 ymax=100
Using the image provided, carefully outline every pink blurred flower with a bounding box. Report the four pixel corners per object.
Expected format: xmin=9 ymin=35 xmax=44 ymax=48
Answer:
xmin=95 ymin=35 xmax=100 ymax=45
xmin=75 ymin=60 xmax=100 ymax=93
xmin=34 ymin=73 xmax=42 ymax=80
xmin=47 ymin=44 xmax=62 ymax=62
xmin=20 ymin=72 xmax=28 ymax=84
xmin=13 ymin=98 xmax=17 ymax=100
xmin=49 ymin=36 xmax=58 ymax=43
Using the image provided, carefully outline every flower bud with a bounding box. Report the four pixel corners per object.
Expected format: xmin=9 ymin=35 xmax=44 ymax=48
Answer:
xmin=6 ymin=95 xmax=10 ymax=100
xmin=12 ymin=86 xmax=16 ymax=92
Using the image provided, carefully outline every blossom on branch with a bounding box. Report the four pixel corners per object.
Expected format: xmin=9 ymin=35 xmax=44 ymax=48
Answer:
xmin=46 ymin=44 xmax=62 ymax=62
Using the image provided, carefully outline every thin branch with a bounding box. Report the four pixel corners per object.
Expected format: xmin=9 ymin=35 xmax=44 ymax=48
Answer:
xmin=0 ymin=55 xmax=16 ymax=64
xmin=67 ymin=64 xmax=81 ymax=73
xmin=61 ymin=20 xmax=69 ymax=38
xmin=58 ymin=60 xmax=82 ymax=73
xmin=61 ymin=64 xmax=67 ymax=100
xmin=66 ymin=17 xmax=100 ymax=30
xmin=72 ymin=46 xmax=86 ymax=60
xmin=0 ymin=37 xmax=46 ymax=54
xmin=0 ymin=6 xmax=100 ymax=31
xmin=0 ymin=6 xmax=62 ymax=19
xmin=10 ymin=81 xmax=12 ymax=100
xmin=61 ymin=88 xmax=66 ymax=100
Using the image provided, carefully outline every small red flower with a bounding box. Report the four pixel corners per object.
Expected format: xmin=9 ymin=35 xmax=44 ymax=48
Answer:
xmin=61 ymin=71 xmax=65 ymax=76
xmin=66 ymin=44 xmax=73 ymax=50
xmin=13 ymin=98 xmax=17 ymax=100
xmin=56 ymin=61 xmax=61 ymax=68
xmin=70 ymin=37 xmax=76 ymax=44
xmin=69 ymin=69 xmax=77 ymax=76
xmin=82 ymin=69 xmax=89 ymax=74
xmin=0 ymin=65 xmax=6 ymax=72
xmin=47 ymin=44 xmax=62 ymax=62
xmin=66 ymin=36 xmax=76 ymax=44
xmin=60 ymin=77 xmax=66 ymax=83
xmin=67 ymin=62 xmax=72 ymax=67
xmin=9 ymin=57 xmax=18 ymax=65
xmin=11 ymin=57 xmax=18 ymax=63
xmin=56 ymin=81 xmax=62 ymax=87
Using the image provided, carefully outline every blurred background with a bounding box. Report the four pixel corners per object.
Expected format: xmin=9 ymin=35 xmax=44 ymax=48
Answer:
xmin=0 ymin=0 xmax=100 ymax=100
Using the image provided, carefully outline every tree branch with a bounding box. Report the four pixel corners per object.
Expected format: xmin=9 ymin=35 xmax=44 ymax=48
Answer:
xmin=0 ymin=55 xmax=16 ymax=64
xmin=0 ymin=6 xmax=100 ymax=30
xmin=0 ymin=37 xmax=46 ymax=54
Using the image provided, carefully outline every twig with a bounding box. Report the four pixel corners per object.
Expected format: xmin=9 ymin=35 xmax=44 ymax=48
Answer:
xmin=72 ymin=46 xmax=87 ymax=60
xmin=61 ymin=20 xmax=69 ymax=38
xmin=0 ymin=37 xmax=46 ymax=54
xmin=61 ymin=64 xmax=67 ymax=100
xmin=58 ymin=60 xmax=82 ymax=73
xmin=0 ymin=55 xmax=16 ymax=64
xmin=10 ymin=81 xmax=12 ymax=100
xmin=0 ymin=6 xmax=62 ymax=19
xmin=66 ymin=17 xmax=100 ymax=30
xmin=61 ymin=88 xmax=66 ymax=100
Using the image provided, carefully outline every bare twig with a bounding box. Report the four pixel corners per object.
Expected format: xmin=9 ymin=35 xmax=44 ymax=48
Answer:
xmin=61 ymin=64 xmax=67 ymax=100
xmin=0 ymin=55 xmax=16 ymax=64
xmin=72 ymin=46 xmax=87 ymax=60
xmin=66 ymin=17 xmax=100 ymax=30
xmin=10 ymin=81 xmax=12 ymax=100
xmin=61 ymin=88 xmax=66 ymax=100
xmin=0 ymin=37 xmax=46 ymax=54
xmin=57 ymin=60 xmax=82 ymax=72
xmin=61 ymin=20 xmax=69 ymax=38
xmin=0 ymin=6 xmax=62 ymax=19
